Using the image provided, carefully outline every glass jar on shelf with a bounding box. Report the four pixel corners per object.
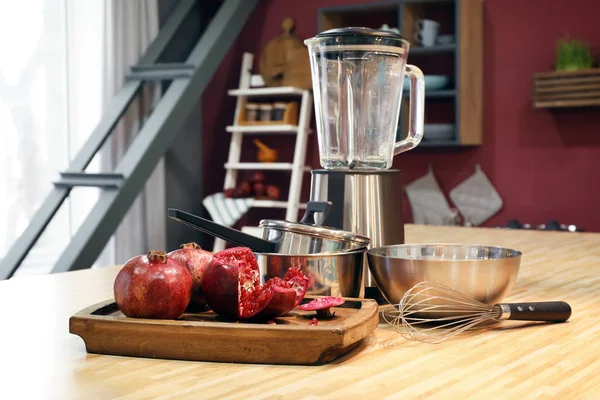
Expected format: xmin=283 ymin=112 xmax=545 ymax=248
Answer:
xmin=245 ymin=103 xmax=259 ymax=122
xmin=258 ymin=104 xmax=273 ymax=122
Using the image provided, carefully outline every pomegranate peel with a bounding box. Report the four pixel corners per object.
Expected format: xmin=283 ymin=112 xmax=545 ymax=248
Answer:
xmin=168 ymin=242 xmax=213 ymax=310
xmin=298 ymin=296 xmax=346 ymax=319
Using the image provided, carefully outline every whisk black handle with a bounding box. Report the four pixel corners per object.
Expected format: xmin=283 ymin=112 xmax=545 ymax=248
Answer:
xmin=501 ymin=301 xmax=572 ymax=322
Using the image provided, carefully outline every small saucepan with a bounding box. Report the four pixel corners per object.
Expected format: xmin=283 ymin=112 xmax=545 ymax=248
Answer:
xmin=168 ymin=202 xmax=371 ymax=297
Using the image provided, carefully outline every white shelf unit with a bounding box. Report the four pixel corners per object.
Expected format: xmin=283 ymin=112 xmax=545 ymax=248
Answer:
xmin=224 ymin=162 xmax=311 ymax=171
xmin=212 ymin=52 xmax=313 ymax=252
xmin=228 ymin=87 xmax=306 ymax=97
xmin=253 ymin=200 xmax=308 ymax=209
xmin=225 ymin=125 xmax=302 ymax=134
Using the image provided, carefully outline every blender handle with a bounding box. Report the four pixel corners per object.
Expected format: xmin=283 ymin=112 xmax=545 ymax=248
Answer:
xmin=394 ymin=64 xmax=425 ymax=155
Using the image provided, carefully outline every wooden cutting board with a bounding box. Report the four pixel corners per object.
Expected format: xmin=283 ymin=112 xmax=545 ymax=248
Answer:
xmin=70 ymin=296 xmax=379 ymax=366
xmin=259 ymin=17 xmax=305 ymax=87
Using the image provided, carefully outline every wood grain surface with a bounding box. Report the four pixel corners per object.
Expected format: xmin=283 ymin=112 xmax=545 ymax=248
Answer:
xmin=1 ymin=224 xmax=599 ymax=399
xmin=69 ymin=296 xmax=379 ymax=366
xmin=458 ymin=0 xmax=483 ymax=145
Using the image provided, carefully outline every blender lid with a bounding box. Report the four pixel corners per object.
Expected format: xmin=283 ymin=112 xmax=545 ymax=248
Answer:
xmin=308 ymin=26 xmax=410 ymax=49
xmin=258 ymin=219 xmax=371 ymax=247
xmin=316 ymin=27 xmax=405 ymax=40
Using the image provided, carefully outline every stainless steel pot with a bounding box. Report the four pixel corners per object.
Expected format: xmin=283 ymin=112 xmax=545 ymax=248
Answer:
xmin=167 ymin=202 xmax=370 ymax=254
xmin=256 ymin=248 xmax=367 ymax=298
xmin=256 ymin=203 xmax=370 ymax=297
xmin=258 ymin=201 xmax=371 ymax=254
xmin=168 ymin=203 xmax=371 ymax=298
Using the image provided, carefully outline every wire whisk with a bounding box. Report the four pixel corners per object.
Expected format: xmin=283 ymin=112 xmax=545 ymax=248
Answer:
xmin=382 ymin=281 xmax=572 ymax=344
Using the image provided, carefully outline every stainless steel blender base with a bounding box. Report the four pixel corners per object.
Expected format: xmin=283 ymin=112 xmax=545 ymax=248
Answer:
xmin=309 ymin=169 xmax=405 ymax=304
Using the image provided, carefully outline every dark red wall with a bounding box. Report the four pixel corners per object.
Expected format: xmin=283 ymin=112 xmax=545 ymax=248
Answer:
xmin=201 ymin=0 xmax=600 ymax=234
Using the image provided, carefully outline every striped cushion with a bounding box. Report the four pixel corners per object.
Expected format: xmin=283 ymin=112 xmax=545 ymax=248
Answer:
xmin=202 ymin=192 xmax=254 ymax=227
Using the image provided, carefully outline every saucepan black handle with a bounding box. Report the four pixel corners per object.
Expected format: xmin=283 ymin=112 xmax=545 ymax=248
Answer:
xmin=300 ymin=201 xmax=332 ymax=226
xmin=167 ymin=208 xmax=277 ymax=254
xmin=503 ymin=301 xmax=572 ymax=322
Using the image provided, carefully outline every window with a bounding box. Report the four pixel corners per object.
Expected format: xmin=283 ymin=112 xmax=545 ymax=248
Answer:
xmin=0 ymin=0 xmax=112 ymax=276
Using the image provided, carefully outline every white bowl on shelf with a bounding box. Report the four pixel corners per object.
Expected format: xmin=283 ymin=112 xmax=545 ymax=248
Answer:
xmin=436 ymin=34 xmax=455 ymax=45
xmin=423 ymin=123 xmax=455 ymax=141
xmin=404 ymin=75 xmax=449 ymax=91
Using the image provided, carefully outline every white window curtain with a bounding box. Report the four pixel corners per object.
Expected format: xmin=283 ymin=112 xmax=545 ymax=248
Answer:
xmin=0 ymin=0 xmax=163 ymax=277
xmin=102 ymin=0 xmax=166 ymax=267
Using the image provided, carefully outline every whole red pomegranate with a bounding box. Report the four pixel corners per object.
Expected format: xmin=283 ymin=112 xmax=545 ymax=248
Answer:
xmin=248 ymin=171 xmax=265 ymax=183
xmin=114 ymin=250 xmax=192 ymax=319
xmin=168 ymin=242 xmax=213 ymax=310
xmin=252 ymin=182 xmax=266 ymax=197
xmin=266 ymin=185 xmax=280 ymax=200
xmin=201 ymin=247 xmax=308 ymax=321
xmin=239 ymin=181 xmax=251 ymax=197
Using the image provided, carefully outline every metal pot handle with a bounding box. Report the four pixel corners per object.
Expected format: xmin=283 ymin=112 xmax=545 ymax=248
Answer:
xmin=300 ymin=201 xmax=332 ymax=226
xmin=167 ymin=208 xmax=277 ymax=253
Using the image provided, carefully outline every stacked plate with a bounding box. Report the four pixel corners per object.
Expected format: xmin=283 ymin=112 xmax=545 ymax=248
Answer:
xmin=403 ymin=75 xmax=454 ymax=141
xmin=403 ymin=75 xmax=450 ymax=91
xmin=423 ymin=123 xmax=454 ymax=141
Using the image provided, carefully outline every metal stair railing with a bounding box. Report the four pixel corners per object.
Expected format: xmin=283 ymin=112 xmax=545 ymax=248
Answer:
xmin=0 ymin=0 xmax=260 ymax=279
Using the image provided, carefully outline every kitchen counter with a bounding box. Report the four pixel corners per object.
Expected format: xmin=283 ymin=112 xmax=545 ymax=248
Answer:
xmin=1 ymin=225 xmax=599 ymax=399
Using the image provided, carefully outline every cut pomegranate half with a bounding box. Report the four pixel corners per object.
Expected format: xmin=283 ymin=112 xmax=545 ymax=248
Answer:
xmin=282 ymin=267 xmax=309 ymax=307
xmin=201 ymin=247 xmax=308 ymax=321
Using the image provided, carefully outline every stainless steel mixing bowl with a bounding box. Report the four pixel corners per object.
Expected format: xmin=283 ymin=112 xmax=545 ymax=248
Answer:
xmin=367 ymin=244 xmax=522 ymax=306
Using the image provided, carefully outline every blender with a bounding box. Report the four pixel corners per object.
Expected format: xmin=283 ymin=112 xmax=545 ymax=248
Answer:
xmin=304 ymin=27 xmax=425 ymax=302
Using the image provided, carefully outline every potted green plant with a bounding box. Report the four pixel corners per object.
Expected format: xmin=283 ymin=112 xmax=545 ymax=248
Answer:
xmin=555 ymin=36 xmax=595 ymax=71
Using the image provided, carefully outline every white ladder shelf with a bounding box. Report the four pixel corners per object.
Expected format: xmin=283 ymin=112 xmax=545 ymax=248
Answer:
xmin=212 ymin=52 xmax=313 ymax=252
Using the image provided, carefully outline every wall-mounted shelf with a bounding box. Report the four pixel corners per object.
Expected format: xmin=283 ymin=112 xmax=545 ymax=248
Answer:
xmin=317 ymin=0 xmax=483 ymax=148
xmin=409 ymin=44 xmax=456 ymax=54
xmin=319 ymin=1 xmax=400 ymax=32
xmin=533 ymin=68 xmax=600 ymax=109
xmin=403 ymin=89 xmax=456 ymax=98
xmin=418 ymin=139 xmax=461 ymax=147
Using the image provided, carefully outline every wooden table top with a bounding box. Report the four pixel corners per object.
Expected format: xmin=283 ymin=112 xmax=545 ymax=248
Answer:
xmin=1 ymin=224 xmax=599 ymax=399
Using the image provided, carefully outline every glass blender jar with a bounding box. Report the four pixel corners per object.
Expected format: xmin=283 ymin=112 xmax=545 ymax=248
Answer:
xmin=304 ymin=27 xmax=425 ymax=170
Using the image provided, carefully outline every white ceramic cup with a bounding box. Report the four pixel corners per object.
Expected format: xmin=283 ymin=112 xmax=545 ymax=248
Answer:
xmin=414 ymin=19 xmax=440 ymax=47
